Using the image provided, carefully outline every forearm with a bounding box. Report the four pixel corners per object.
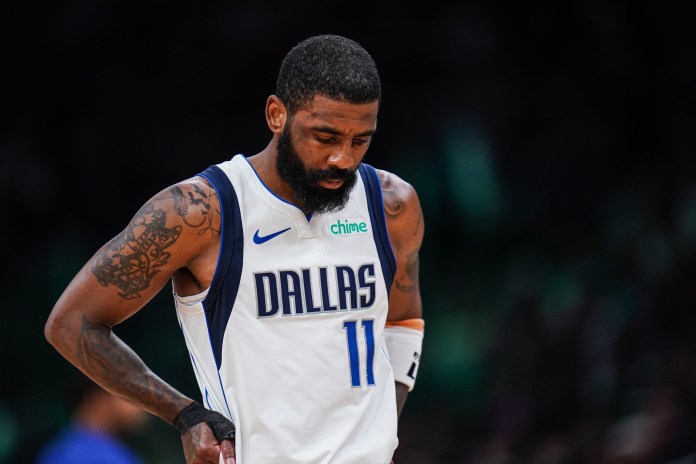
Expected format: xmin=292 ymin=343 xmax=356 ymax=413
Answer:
xmin=395 ymin=381 xmax=409 ymax=417
xmin=46 ymin=313 xmax=191 ymax=424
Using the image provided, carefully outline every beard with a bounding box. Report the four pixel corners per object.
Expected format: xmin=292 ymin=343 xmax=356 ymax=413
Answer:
xmin=276 ymin=126 xmax=358 ymax=214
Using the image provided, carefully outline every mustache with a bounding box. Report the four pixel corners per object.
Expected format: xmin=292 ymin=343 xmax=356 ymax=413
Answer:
xmin=305 ymin=167 xmax=356 ymax=182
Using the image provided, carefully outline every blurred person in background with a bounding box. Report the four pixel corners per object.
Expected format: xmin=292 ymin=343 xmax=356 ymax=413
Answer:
xmin=35 ymin=377 xmax=147 ymax=464
xmin=44 ymin=34 xmax=425 ymax=464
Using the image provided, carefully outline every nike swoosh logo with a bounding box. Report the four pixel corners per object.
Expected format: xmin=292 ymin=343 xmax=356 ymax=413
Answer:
xmin=253 ymin=227 xmax=291 ymax=244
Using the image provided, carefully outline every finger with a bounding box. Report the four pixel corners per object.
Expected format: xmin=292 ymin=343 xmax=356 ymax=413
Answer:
xmin=182 ymin=424 xmax=223 ymax=463
xmin=220 ymin=439 xmax=236 ymax=464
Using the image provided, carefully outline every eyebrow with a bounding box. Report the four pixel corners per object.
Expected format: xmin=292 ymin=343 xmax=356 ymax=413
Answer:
xmin=310 ymin=125 xmax=376 ymax=137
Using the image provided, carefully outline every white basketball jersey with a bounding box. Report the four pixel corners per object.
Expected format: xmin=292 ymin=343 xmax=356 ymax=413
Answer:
xmin=174 ymin=154 xmax=398 ymax=464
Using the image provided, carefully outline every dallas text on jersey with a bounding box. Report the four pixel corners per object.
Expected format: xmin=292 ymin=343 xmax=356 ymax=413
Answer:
xmin=254 ymin=263 xmax=377 ymax=317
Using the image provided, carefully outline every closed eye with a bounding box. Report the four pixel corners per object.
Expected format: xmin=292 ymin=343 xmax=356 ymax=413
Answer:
xmin=316 ymin=135 xmax=337 ymax=144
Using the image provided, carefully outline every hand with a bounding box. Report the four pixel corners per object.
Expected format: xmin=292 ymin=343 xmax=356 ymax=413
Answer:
xmin=181 ymin=422 xmax=236 ymax=464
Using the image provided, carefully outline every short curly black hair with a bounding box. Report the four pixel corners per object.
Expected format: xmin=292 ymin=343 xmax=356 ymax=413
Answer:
xmin=275 ymin=34 xmax=381 ymax=115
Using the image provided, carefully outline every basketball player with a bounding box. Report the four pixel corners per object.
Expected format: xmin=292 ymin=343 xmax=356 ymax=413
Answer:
xmin=45 ymin=34 xmax=425 ymax=464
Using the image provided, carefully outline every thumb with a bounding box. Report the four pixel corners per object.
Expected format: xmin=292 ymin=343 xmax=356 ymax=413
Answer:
xmin=220 ymin=439 xmax=236 ymax=464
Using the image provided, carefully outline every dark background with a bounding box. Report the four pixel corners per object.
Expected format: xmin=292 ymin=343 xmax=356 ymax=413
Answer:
xmin=2 ymin=2 xmax=696 ymax=463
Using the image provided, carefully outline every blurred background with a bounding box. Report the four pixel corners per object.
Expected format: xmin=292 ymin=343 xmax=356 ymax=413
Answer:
xmin=2 ymin=1 xmax=695 ymax=463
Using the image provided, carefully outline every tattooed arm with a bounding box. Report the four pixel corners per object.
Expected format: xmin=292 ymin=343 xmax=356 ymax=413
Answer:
xmin=378 ymin=169 xmax=425 ymax=417
xmin=44 ymin=177 xmax=233 ymax=463
xmin=379 ymin=170 xmax=424 ymax=320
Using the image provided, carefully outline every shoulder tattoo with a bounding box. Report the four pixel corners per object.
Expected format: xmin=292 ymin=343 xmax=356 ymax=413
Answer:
xmin=384 ymin=199 xmax=404 ymax=218
xmin=91 ymin=203 xmax=181 ymax=300
xmin=170 ymin=183 xmax=221 ymax=236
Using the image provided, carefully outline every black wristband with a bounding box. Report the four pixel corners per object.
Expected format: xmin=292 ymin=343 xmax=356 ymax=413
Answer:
xmin=173 ymin=401 xmax=236 ymax=442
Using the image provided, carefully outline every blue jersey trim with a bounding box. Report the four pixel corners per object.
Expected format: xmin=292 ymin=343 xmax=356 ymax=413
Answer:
xmin=198 ymin=166 xmax=244 ymax=370
xmin=240 ymin=155 xmax=313 ymax=221
xmin=358 ymin=163 xmax=396 ymax=295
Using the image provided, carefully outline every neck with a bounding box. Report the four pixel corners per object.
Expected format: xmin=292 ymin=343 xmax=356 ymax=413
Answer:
xmin=247 ymin=141 xmax=308 ymax=212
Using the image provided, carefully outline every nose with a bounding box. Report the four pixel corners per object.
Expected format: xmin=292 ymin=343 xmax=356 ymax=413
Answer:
xmin=327 ymin=146 xmax=356 ymax=170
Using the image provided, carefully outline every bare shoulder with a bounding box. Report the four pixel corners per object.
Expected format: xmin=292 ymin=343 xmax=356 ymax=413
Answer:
xmin=375 ymin=169 xmax=424 ymax=248
xmin=123 ymin=175 xmax=221 ymax=240
xmin=165 ymin=176 xmax=222 ymax=237
xmin=376 ymin=169 xmax=421 ymax=222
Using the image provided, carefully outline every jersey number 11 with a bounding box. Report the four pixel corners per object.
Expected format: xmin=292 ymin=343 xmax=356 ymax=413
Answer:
xmin=343 ymin=319 xmax=375 ymax=388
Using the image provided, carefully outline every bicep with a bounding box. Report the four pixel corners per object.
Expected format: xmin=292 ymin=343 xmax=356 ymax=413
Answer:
xmin=48 ymin=178 xmax=220 ymax=329
xmin=49 ymin=203 xmax=183 ymax=332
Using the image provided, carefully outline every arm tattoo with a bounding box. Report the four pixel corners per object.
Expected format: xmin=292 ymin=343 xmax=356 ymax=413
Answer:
xmin=384 ymin=198 xmax=403 ymax=218
xmin=394 ymin=280 xmax=415 ymax=293
xmin=395 ymin=251 xmax=419 ymax=293
xmin=76 ymin=316 xmax=116 ymax=381
xmin=170 ymin=184 xmax=221 ymax=236
xmin=76 ymin=316 xmax=169 ymax=409
xmin=91 ymin=203 xmax=181 ymax=299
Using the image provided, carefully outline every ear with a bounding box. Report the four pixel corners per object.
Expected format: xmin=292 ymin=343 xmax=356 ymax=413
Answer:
xmin=266 ymin=95 xmax=287 ymax=134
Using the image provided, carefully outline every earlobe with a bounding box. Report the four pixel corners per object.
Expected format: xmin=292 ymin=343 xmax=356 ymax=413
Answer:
xmin=266 ymin=95 xmax=287 ymax=134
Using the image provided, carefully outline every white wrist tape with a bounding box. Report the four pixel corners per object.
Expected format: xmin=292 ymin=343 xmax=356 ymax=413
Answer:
xmin=384 ymin=319 xmax=424 ymax=391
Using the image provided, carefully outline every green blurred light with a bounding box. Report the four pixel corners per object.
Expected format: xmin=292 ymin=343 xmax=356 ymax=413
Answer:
xmin=443 ymin=121 xmax=501 ymax=224
xmin=0 ymin=405 xmax=17 ymax=462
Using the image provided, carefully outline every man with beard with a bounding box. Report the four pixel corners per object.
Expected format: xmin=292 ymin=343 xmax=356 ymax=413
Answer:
xmin=45 ymin=34 xmax=425 ymax=464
